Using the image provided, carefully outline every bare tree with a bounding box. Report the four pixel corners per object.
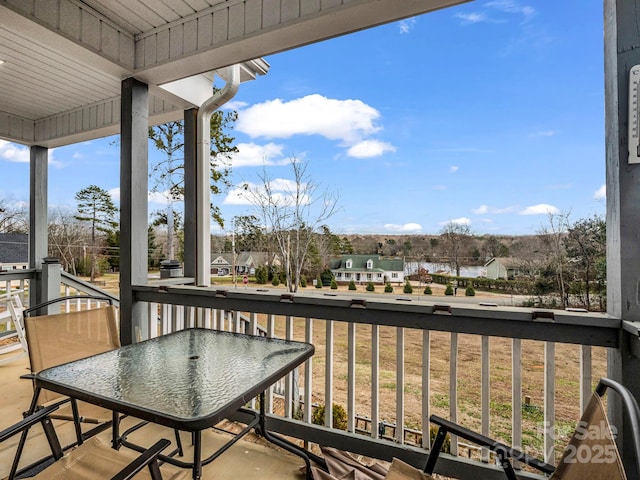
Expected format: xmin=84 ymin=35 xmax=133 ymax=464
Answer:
xmin=439 ymin=222 xmax=473 ymax=276
xmin=243 ymin=158 xmax=339 ymax=292
xmin=0 ymin=201 xmax=28 ymax=233
xmin=538 ymin=211 xmax=571 ymax=308
xmin=48 ymin=208 xmax=86 ymax=274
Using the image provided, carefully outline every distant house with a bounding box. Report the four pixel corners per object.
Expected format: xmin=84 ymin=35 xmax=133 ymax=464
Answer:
xmin=210 ymin=252 xmax=271 ymax=276
xmin=329 ymin=255 xmax=404 ymax=284
xmin=484 ymin=257 xmax=524 ymax=280
xmin=0 ymin=233 xmax=28 ymax=271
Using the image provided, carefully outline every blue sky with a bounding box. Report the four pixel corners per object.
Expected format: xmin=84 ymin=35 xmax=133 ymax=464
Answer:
xmin=0 ymin=0 xmax=605 ymax=236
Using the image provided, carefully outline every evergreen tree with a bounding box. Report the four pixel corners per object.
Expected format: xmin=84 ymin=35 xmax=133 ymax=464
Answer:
xmin=75 ymin=185 xmax=118 ymax=281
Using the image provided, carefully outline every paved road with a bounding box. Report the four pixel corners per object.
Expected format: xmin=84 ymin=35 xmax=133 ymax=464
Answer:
xmin=222 ymin=284 xmax=529 ymax=307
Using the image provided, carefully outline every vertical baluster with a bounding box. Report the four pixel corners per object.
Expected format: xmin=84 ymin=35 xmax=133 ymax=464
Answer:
xmin=544 ymin=342 xmax=555 ymax=465
xmin=161 ymin=303 xmax=170 ymax=334
xmin=148 ymin=302 xmax=158 ymax=338
xmin=580 ymin=345 xmax=592 ymax=412
xmin=285 ymin=316 xmax=294 ymax=418
xmin=449 ymin=332 xmax=458 ymax=456
xmin=325 ymin=319 xmax=334 ymax=428
xmin=304 ymin=317 xmax=313 ymax=423
xmin=202 ymin=308 xmax=211 ymax=329
xmin=396 ymin=327 xmax=405 ymax=444
xmin=249 ymin=312 xmax=258 ymax=336
xmin=481 ymin=335 xmax=490 ymax=462
xmin=265 ymin=314 xmax=276 ymax=414
xmin=371 ymin=324 xmax=380 ymax=439
xmin=421 ymin=330 xmax=431 ymax=449
xmin=234 ymin=310 xmax=242 ymax=333
xmin=512 ymin=338 xmax=522 ymax=468
xmin=211 ymin=309 xmax=219 ymax=330
xmin=347 ymin=322 xmax=356 ymax=432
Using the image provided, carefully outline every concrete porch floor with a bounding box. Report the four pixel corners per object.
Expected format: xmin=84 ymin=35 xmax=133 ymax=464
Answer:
xmin=0 ymin=355 xmax=307 ymax=479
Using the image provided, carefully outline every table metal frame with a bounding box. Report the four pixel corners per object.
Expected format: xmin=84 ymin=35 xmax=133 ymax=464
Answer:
xmin=32 ymin=328 xmax=315 ymax=480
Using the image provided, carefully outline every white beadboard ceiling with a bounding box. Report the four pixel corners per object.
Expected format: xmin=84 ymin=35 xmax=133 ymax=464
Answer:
xmin=0 ymin=0 xmax=467 ymax=147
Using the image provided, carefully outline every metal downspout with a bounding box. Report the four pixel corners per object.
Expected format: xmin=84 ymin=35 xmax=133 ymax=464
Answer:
xmin=196 ymin=65 xmax=240 ymax=286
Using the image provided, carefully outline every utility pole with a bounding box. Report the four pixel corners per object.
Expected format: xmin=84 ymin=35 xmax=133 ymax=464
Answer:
xmin=232 ymin=217 xmax=237 ymax=288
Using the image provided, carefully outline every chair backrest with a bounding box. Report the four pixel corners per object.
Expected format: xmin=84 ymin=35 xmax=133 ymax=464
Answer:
xmin=550 ymin=387 xmax=627 ymax=479
xmin=24 ymin=303 xmax=120 ymax=404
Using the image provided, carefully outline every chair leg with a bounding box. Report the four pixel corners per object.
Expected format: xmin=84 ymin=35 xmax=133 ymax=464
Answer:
xmin=424 ymin=427 xmax=447 ymax=474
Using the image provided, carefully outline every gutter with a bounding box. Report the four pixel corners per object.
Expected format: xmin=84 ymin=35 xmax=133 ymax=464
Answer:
xmin=196 ymin=64 xmax=240 ymax=286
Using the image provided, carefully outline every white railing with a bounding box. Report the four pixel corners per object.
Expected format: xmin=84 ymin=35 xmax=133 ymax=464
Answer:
xmin=134 ymin=287 xmax=613 ymax=476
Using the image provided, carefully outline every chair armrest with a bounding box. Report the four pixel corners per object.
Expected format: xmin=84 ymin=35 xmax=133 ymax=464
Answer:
xmin=0 ymin=404 xmax=60 ymax=442
xmin=110 ymin=438 xmax=172 ymax=480
xmin=429 ymin=415 xmax=555 ymax=475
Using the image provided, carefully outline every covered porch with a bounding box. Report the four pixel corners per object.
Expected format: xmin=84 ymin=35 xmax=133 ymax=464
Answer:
xmin=1 ymin=0 xmax=640 ymax=479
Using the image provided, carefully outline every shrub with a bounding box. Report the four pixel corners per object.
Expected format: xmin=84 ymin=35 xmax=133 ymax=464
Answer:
xmin=312 ymin=403 xmax=348 ymax=431
xmin=320 ymin=269 xmax=334 ymax=286
xmin=384 ymin=283 xmax=393 ymax=293
xmin=348 ymin=280 xmax=357 ymax=290
xmin=465 ymin=286 xmax=476 ymax=296
xmin=330 ymin=279 xmax=338 ymax=289
xmin=300 ymin=276 xmax=307 ymax=288
xmin=255 ymin=265 xmax=268 ymax=284
xmin=316 ymin=275 xmax=323 ymax=288
xmin=444 ymin=284 xmax=454 ymax=295
xmin=271 ymin=276 xmax=280 ymax=287
xmin=403 ymin=281 xmax=413 ymax=294
xmin=423 ymin=286 xmax=432 ymax=295
xmin=366 ymin=282 xmax=375 ymax=292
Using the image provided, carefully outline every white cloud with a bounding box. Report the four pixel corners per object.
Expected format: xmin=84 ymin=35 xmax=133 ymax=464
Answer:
xmin=236 ymin=94 xmax=383 ymax=145
xmin=440 ymin=217 xmax=471 ymax=226
xmin=455 ymin=12 xmax=489 ymax=24
xmin=384 ymin=223 xmax=422 ymax=233
xmin=347 ymin=140 xmax=396 ymax=158
xmin=594 ymin=184 xmax=606 ymax=200
xmin=109 ymin=187 xmax=172 ymax=205
xmin=399 ymin=18 xmax=417 ymax=34
xmin=485 ymin=0 xmax=536 ymax=19
xmin=473 ymin=205 xmax=489 ymax=214
xmin=223 ymin=187 xmax=252 ymax=205
xmin=519 ymin=203 xmax=559 ymax=215
xmin=224 ymin=179 xmax=310 ymax=207
xmin=432 ymin=185 xmax=447 ymax=191
xmin=450 ymin=165 xmax=459 ymax=173
xmin=108 ymin=188 xmax=120 ymax=202
xmin=0 ymin=140 xmax=29 ymax=163
xmin=473 ymin=204 xmax=519 ymax=215
xmin=231 ymin=142 xmax=290 ymax=167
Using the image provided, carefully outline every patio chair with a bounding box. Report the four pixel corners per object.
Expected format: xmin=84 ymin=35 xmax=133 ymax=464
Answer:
xmin=424 ymin=377 xmax=640 ymax=479
xmin=21 ymin=295 xmax=121 ymax=434
xmin=0 ymin=294 xmax=29 ymax=366
xmin=3 ymin=404 xmax=190 ymax=480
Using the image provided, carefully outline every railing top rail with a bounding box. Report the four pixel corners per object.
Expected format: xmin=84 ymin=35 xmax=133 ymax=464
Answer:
xmin=61 ymin=271 xmax=120 ymax=307
xmin=133 ymin=284 xmax=618 ymax=348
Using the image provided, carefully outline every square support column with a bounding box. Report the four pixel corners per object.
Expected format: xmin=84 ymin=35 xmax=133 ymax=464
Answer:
xmin=604 ymin=0 xmax=640 ymax=471
xmin=29 ymin=145 xmax=48 ymax=307
xmin=183 ymin=108 xmax=198 ymax=280
xmin=120 ymin=78 xmax=149 ymax=345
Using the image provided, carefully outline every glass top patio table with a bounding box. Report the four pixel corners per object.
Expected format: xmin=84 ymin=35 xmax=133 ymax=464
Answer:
xmin=34 ymin=328 xmax=315 ymax=431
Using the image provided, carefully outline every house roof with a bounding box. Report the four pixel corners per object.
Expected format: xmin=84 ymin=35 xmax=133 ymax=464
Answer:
xmin=0 ymin=0 xmax=466 ymax=148
xmin=330 ymin=255 xmax=403 ymax=272
xmin=0 ymin=233 xmax=28 ymax=264
xmin=484 ymin=257 xmax=521 ymax=269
